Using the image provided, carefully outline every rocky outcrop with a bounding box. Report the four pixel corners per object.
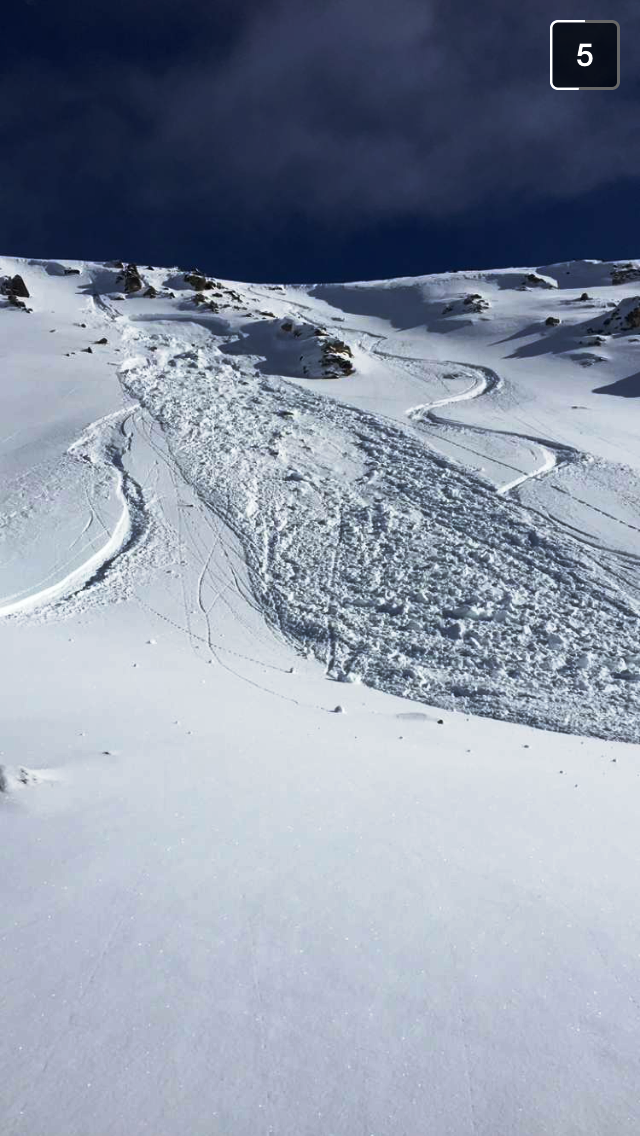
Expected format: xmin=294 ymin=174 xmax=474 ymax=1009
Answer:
xmin=596 ymin=296 xmax=640 ymax=335
xmin=1 ymin=274 xmax=29 ymax=298
xmin=1 ymin=274 xmax=32 ymax=311
xmin=520 ymin=273 xmax=557 ymax=290
xmin=463 ymin=293 xmax=490 ymax=312
xmin=321 ymin=337 xmax=355 ymax=377
xmin=545 ymin=316 xmax=561 ymax=326
xmin=442 ymin=293 xmax=491 ymax=316
xmin=279 ymin=319 xmax=355 ymax=378
xmin=7 ymin=294 xmax=29 ymax=311
xmin=193 ymin=293 xmax=219 ymax=312
xmin=116 ymin=264 xmax=143 ymax=294
xmin=184 ymin=272 xmax=216 ymax=291
xmin=611 ymin=263 xmax=640 ymax=285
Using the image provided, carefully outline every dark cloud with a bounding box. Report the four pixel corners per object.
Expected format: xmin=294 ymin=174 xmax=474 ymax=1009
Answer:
xmin=2 ymin=0 xmax=639 ymax=255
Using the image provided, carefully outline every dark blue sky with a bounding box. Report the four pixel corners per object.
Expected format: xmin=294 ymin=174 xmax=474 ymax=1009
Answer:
xmin=2 ymin=0 xmax=639 ymax=282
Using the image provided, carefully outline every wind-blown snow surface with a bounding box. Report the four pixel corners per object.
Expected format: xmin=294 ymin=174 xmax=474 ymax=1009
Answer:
xmin=2 ymin=254 xmax=640 ymax=1135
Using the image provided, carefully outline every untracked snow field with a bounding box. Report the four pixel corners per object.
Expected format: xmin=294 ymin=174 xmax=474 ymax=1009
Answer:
xmin=1 ymin=254 xmax=640 ymax=1135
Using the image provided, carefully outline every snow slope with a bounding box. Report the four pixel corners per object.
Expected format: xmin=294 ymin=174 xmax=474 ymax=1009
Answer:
xmin=1 ymin=253 xmax=640 ymax=1136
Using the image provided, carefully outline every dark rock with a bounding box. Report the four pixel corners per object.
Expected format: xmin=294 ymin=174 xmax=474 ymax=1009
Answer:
xmin=143 ymin=285 xmax=158 ymax=298
xmin=545 ymin=316 xmax=561 ymax=326
xmin=521 ymin=273 xmax=555 ymax=290
xmin=8 ymin=294 xmax=29 ymax=311
xmin=117 ymin=264 xmax=143 ymax=294
xmin=95 ymin=337 xmax=108 ymax=345
xmin=63 ymin=267 xmax=81 ymax=275
xmin=324 ymin=338 xmax=352 ymax=357
xmin=184 ymin=273 xmax=213 ymax=290
xmin=579 ymin=292 xmax=591 ymax=301
xmin=82 ymin=346 xmax=93 ymax=353
xmin=2 ymin=274 xmax=30 ymax=298
xmin=125 ymin=269 xmax=142 ymax=294
xmin=462 ymin=293 xmax=490 ymax=313
xmin=11 ymin=274 xmax=29 ymax=297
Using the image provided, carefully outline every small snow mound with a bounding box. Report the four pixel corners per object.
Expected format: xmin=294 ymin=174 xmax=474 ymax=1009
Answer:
xmin=42 ymin=261 xmax=68 ymax=277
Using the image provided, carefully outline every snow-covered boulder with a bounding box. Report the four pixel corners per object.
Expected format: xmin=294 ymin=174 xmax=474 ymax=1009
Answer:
xmin=596 ymin=296 xmax=640 ymax=335
xmin=442 ymin=292 xmax=491 ymax=316
xmin=518 ymin=272 xmax=557 ymax=290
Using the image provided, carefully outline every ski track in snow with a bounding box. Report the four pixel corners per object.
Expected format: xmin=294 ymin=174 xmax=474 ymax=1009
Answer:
xmin=0 ymin=410 xmax=136 ymax=617
xmin=0 ymin=404 xmax=178 ymax=620
xmin=376 ymin=346 xmax=586 ymax=497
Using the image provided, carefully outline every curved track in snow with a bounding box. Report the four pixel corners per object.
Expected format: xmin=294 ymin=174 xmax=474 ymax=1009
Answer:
xmin=0 ymin=410 xmax=140 ymax=618
xmin=373 ymin=344 xmax=586 ymax=496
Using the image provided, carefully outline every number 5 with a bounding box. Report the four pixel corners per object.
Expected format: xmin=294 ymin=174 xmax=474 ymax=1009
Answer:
xmin=577 ymin=43 xmax=593 ymax=66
